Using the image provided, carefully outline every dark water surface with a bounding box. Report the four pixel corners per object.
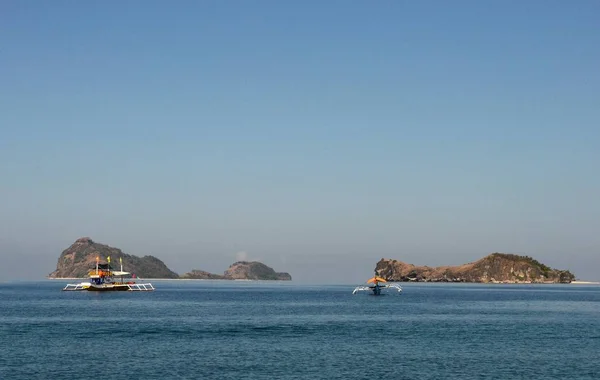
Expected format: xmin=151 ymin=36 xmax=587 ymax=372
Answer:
xmin=1 ymin=281 xmax=599 ymax=379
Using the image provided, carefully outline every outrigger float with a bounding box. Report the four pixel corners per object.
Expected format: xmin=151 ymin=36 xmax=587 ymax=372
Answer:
xmin=353 ymin=275 xmax=402 ymax=295
xmin=63 ymin=256 xmax=154 ymax=291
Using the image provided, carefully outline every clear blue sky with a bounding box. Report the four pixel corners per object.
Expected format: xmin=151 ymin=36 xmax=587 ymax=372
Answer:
xmin=1 ymin=1 xmax=599 ymax=282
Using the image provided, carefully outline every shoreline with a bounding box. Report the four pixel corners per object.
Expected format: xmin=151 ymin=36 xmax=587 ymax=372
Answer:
xmin=46 ymin=277 xmax=599 ymax=284
xmin=46 ymin=277 xmax=291 ymax=281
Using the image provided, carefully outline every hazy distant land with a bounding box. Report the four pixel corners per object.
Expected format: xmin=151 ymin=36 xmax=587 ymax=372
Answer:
xmin=48 ymin=237 xmax=292 ymax=281
xmin=46 ymin=238 xmax=580 ymax=284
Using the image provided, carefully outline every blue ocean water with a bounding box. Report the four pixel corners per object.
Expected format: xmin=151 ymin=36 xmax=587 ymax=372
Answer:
xmin=1 ymin=281 xmax=599 ymax=379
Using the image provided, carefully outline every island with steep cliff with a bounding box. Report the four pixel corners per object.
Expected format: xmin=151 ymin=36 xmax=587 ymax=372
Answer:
xmin=49 ymin=237 xmax=179 ymax=279
xmin=48 ymin=237 xmax=292 ymax=281
xmin=375 ymin=253 xmax=575 ymax=283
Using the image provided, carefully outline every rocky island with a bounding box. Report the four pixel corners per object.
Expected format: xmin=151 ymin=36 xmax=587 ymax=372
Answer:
xmin=49 ymin=237 xmax=179 ymax=278
xmin=179 ymin=262 xmax=292 ymax=280
xmin=179 ymin=269 xmax=226 ymax=280
xmin=224 ymin=261 xmax=292 ymax=281
xmin=375 ymin=253 xmax=575 ymax=283
xmin=49 ymin=237 xmax=292 ymax=281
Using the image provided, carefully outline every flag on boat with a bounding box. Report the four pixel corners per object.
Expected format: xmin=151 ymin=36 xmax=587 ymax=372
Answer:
xmin=107 ymin=256 xmax=111 ymax=263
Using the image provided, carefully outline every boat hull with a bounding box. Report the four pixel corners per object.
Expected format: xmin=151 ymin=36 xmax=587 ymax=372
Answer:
xmin=87 ymin=284 xmax=130 ymax=291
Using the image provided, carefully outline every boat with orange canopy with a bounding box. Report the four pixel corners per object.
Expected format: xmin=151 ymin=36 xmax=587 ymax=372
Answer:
xmin=353 ymin=274 xmax=402 ymax=295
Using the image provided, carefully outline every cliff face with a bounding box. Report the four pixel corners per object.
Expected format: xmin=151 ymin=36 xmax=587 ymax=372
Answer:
xmin=375 ymin=253 xmax=575 ymax=283
xmin=48 ymin=237 xmax=179 ymax=279
xmin=223 ymin=261 xmax=292 ymax=281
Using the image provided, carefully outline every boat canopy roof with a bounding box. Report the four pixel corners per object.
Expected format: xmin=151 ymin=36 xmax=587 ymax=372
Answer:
xmin=367 ymin=276 xmax=387 ymax=284
xmin=111 ymin=271 xmax=131 ymax=276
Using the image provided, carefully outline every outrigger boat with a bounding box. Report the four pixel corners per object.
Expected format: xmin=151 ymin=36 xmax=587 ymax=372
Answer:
xmin=63 ymin=256 xmax=154 ymax=291
xmin=352 ymin=275 xmax=402 ymax=295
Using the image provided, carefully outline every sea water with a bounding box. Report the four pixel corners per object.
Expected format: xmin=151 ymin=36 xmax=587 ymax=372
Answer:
xmin=0 ymin=281 xmax=599 ymax=379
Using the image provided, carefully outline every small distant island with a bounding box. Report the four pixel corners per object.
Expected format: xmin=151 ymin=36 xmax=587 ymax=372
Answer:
xmin=48 ymin=237 xmax=292 ymax=281
xmin=375 ymin=253 xmax=575 ymax=283
xmin=180 ymin=262 xmax=292 ymax=281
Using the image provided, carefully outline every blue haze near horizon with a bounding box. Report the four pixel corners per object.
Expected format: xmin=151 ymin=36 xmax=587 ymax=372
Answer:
xmin=1 ymin=1 xmax=599 ymax=282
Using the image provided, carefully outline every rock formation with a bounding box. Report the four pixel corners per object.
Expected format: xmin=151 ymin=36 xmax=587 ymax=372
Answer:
xmin=375 ymin=253 xmax=575 ymax=283
xmin=223 ymin=261 xmax=292 ymax=280
xmin=48 ymin=237 xmax=179 ymax=278
xmin=50 ymin=238 xmax=292 ymax=280
xmin=179 ymin=270 xmax=225 ymax=280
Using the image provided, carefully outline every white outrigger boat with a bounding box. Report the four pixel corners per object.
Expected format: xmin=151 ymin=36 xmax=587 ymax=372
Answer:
xmin=63 ymin=256 xmax=154 ymax=291
xmin=353 ymin=275 xmax=402 ymax=295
